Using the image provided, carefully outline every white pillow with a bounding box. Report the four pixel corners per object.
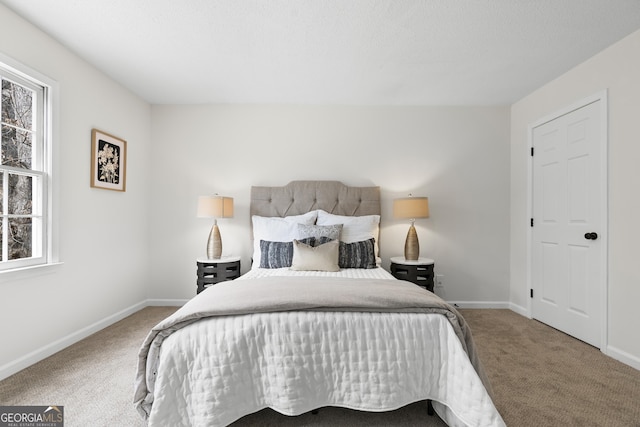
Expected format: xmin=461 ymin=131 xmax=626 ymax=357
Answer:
xmin=316 ymin=209 xmax=381 ymax=264
xmin=290 ymin=239 xmax=340 ymax=272
xmin=251 ymin=211 xmax=318 ymax=269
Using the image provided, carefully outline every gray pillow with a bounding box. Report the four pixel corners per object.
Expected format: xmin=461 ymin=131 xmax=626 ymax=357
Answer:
xmin=290 ymin=239 xmax=340 ymax=272
xmin=297 ymin=223 xmax=342 ymax=241
xmin=259 ymin=237 xmax=314 ymax=268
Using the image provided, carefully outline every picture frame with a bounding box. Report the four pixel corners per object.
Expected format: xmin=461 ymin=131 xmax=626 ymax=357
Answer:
xmin=90 ymin=129 xmax=127 ymax=192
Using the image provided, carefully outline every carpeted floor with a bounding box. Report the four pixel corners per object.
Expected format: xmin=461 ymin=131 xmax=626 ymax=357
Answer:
xmin=1 ymin=307 xmax=639 ymax=426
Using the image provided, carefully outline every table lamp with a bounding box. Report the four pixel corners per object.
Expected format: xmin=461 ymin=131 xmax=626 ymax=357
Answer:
xmin=197 ymin=195 xmax=234 ymax=259
xmin=393 ymin=196 xmax=429 ymax=261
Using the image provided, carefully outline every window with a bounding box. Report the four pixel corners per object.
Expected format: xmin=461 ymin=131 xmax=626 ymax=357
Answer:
xmin=0 ymin=58 xmax=53 ymax=271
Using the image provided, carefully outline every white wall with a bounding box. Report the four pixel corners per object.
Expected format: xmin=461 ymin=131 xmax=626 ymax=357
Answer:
xmin=0 ymin=5 xmax=152 ymax=378
xmin=149 ymin=105 xmax=510 ymax=304
xmin=510 ymin=29 xmax=640 ymax=368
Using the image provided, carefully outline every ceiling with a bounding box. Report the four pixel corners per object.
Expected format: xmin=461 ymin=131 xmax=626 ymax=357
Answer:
xmin=2 ymin=0 xmax=640 ymax=106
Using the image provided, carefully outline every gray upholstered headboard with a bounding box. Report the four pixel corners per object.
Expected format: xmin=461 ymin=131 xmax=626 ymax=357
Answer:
xmin=250 ymin=181 xmax=381 ymax=218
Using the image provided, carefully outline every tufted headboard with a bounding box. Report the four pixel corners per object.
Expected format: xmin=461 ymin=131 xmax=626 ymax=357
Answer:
xmin=250 ymin=181 xmax=380 ymax=218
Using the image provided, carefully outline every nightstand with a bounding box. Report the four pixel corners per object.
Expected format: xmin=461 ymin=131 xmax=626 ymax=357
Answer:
xmin=390 ymin=257 xmax=435 ymax=292
xmin=196 ymin=256 xmax=241 ymax=294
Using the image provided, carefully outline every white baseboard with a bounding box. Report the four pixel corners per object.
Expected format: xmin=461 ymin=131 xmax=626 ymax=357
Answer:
xmin=0 ymin=300 xmax=147 ymax=381
xmin=606 ymin=344 xmax=640 ymax=371
xmin=0 ymin=298 xmax=187 ymax=381
xmin=508 ymin=302 xmax=530 ymax=318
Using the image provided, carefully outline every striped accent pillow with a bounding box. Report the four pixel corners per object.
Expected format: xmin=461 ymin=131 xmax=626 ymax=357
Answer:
xmin=259 ymin=237 xmax=314 ymax=268
xmin=338 ymin=238 xmax=377 ymax=269
xmin=316 ymin=236 xmax=377 ymax=269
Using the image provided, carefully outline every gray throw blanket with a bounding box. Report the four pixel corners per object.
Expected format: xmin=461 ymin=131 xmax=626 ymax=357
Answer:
xmin=133 ymin=276 xmax=492 ymax=417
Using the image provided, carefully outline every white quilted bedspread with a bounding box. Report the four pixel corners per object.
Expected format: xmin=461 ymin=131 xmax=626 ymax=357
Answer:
xmin=136 ymin=269 xmax=504 ymax=426
xmin=146 ymin=310 xmax=504 ymax=427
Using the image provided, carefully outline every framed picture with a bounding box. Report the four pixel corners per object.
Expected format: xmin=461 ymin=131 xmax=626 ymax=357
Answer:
xmin=90 ymin=129 xmax=127 ymax=192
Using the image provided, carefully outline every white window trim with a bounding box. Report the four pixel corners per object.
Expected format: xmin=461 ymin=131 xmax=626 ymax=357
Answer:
xmin=0 ymin=51 xmax=60 ymax=280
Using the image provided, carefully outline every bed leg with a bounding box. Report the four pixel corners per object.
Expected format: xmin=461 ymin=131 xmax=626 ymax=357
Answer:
xmin=311 ymin=409 xmax=319 ymax=415
xmin=427 ymin=400 xmax=434 ymax=416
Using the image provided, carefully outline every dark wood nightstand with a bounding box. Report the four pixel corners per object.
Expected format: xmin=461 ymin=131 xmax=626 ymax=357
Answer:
xmin=196 ymin=256 xmax=241 ymax=294
xmin=390 ymin=257 xmax=435 ymax=292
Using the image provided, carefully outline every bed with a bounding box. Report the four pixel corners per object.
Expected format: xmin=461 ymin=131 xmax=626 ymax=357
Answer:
xmin=134 ymin=181 xmax=505 ymax=427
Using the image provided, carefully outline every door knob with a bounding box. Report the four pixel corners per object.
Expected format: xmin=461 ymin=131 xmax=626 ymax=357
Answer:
xmin=584 ymin=232 xmax=598 ymax=240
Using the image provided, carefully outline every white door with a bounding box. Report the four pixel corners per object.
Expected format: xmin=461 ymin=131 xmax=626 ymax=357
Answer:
xmin=531 ymin=98 xmax=605 ymax=348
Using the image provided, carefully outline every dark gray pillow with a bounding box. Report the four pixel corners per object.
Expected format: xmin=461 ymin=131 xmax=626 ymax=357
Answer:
xmin=338 ymin=238 xmax=377 ymax=269
xmin=259 ymin=237 xmax=314 ymax=268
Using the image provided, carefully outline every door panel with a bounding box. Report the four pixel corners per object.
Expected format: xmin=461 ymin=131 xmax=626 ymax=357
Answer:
xmin=541 ymin=161 xmax=560 ymax=221
xmin=568 ymin=155 xmax=588 ymax=220
xmin=568 ymin=244 xmax=588 ymax=314
xmin=541 ymin=242 xmax=560 ymax=305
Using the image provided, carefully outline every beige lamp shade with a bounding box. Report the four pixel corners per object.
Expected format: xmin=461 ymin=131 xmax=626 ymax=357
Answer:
xmin=393 ymin=197 xmax=429 ymax=219
xmin=197 ymin=195 xmax=234 ymax=259
xmin=197 ymin=195 xmax=234 ymax=219
xmin=393 ymin=196 xmax=429 ymax=261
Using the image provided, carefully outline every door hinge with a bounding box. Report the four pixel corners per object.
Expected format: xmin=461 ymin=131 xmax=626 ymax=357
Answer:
xmin=531 ymin=147 xmax=534 ymax=156
xmin=530 ymin=289 xmax=534 ymax=298
xmin=530 ymin=218 xmax=534 ymax=227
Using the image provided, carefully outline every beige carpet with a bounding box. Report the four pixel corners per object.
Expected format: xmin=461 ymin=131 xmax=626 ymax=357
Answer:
xmin=1 ymin=307 xmax=639 ymax=426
